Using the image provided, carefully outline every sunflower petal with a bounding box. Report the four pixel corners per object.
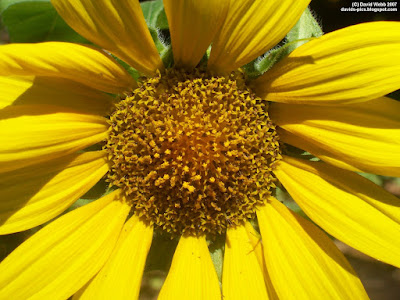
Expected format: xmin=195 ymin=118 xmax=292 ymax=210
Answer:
xmin=257 ymin=197 xmax=368 ymax=300
xmin=0 ymin=151 xmax=108 ymax=234
xmin=158 ymin=235 xmax=221 ymax=300
xmin=0 ymin=76 xmax=113 ymax=115
xmin=208 ymin=0 xmax=310 ymax=73
xmin=0 ymin=190 xmax=130 ymax=300
xmin=164 ymin=0 xmax=229 ymax=69
xmin=252 ymin=22 xmax=400 ymax=104
xmin=275 ymin=156 xmax=400 ymax=268
xmin=278 ymin=129 xmax=361 ymax=173
xmin=0 ymin=105 xmax=108 ymax=173
xmin=244 ymin=222 xmax=278 ymax=300
xmin=73 ymin=214 xmax=153 ymax=299
xmin=223 ymin=224 xmax=269 ymax=299
xmin=270 ymin=97 xmax=400 ymax=176
xmin=0 ymin=42 xmax=135 ymax=94
xmin=51 ymin=0 xmax=163 ymax=75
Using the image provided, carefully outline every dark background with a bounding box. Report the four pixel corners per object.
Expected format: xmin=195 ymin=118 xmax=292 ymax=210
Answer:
xmin=310 ymin=0 xmax=400 ymax=32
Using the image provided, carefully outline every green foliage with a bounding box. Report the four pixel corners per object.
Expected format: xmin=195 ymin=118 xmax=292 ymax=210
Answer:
xmin=208 ymin=236 xmax=225 ymax=284
xmin=140 ymin=0 xmax=173 ymax=68
xmin=1 ymin=0 xmax=88 ymax=43
xmin=244 ymin=7 xmax=323 ymax=78
xmin=141 ymin=0 xmax=168 ymax=30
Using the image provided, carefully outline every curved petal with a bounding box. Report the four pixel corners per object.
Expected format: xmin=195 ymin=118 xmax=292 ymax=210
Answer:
xmin=208 ymin=0 xmax=310 ymax=73
xmin=73 ymin=214 xmax=153 ymax=300
xmin=0 ymin=190 xmax=130 ymax=300
xmin=270 ymin=97 xmax=400 ymax=176
xmin=274 ymin=156 xmax=400 ymax=268
xmin=51 ymin=0 xmax=163 ymax=75
xmin=164 ymin=0 xmax=229 ymax=69
xmin=244 ymin=222 xmax=278 ymax=300
xmin=257 ymin=197 xmax=368 ymax=300
xmin=0 ymin=76 xmax=113 ymax=115
xmin=252 ymin=22 xmax=400 ymax=104
xmin=0 ymin=151 xmax=109 ymax=235
xmin=222 ymin=224 xmax=269 ymax=299
xmin=158 ymin=235 xmax=221 ymax=300
xmin=0 ymin=105 xmax=108 ymax=173
xmin=0 ymin=42 xmax=136 ymax=94
xmin=278 ymin=129 xmax=361 ymax=173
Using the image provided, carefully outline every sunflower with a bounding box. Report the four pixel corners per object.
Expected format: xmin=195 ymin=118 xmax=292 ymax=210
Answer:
xmin=0 ymin=0 xmax=400 ymax=299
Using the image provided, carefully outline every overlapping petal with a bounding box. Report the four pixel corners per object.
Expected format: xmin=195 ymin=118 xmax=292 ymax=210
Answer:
xmin=0 ymin=42 xmax=135 ymax=94
xmin=0 ymin=151 xmax=109 ymax=234
xmin=208 ymin=0 xmax=310 ymax=73
xmin=51 ymin=0 xmax=163 ymax=75
xmin=222 ymin=224 xmax=269 ymax=299
xmin=74 ymin=215 xmax=153 ymax=300
xmin=270 ymin=97 xmax=400 ymax=176
xmin=0 ymin=105 xmax=108 ymax=173
xmin=158 ymin=235 xmax=221 ymax=300
xmin=0 ymin=190 xmax=130 ymax=299
xmin=257 ymin=197 xmax=368 ymax=300
xmin=244 ymin=222 xmax=278 ymax=299
xmin=274 ymin=156 xmax=400 ymax=268
xmin=164 ymin=0 xmax=229 ymax=69
xmin=252 ymin=22 xmax=400 ymax=104
xmin=0 ymin=76 xmax=113 ymax=115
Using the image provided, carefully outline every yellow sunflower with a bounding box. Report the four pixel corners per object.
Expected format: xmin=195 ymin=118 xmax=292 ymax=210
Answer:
xmin=0 ymin=0 xmax=400 ymax=299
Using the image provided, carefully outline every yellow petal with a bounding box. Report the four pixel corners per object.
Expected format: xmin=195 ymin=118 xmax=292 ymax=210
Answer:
xmin=158 ymin=235 xmax=221 ymax=300
xmin=257 ymin=197 xmax=368 ymax=300
xmin=275 ymin=156 xmax=400 ymax=268
xmin=51 ymin=0 xmax=163 ymax=75
xmin=0 ymin=190 xmax=130 ymax=300
xmin=164 ymin=0 xmax=229 ymax=69
xmin=223 ymin=224 xmax=269 ymax=299
xmin=244 ymin=222 xmax=278 ymax=300
xmin=0 ymin=105 xmax=108 ymax=173
xmin=270 ymin=97 xmax=400 ymax=176
xmin=252 ymin=22 xmax=400 ymax=104
xmin=278 ymin=129 xmax=361 ymax=173
xmin=73 ymin=215 xmax=153 ymax=300
xmin=208 ymin=0 xmax=310 ymax=73
xmin=0 ymin=76 xmax=113 ymax=115
xmin=0 ymin=42 xmax=136 ymax=94
xmin=0 ymin=151 xmax=109 ymax=234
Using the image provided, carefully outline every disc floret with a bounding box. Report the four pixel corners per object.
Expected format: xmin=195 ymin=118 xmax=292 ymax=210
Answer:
xmin=105 ymin=69 xmax=281 ymax=236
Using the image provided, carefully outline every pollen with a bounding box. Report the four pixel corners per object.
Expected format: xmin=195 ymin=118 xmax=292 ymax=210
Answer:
xmin=105 ymin=68 xmax=281 ymax=236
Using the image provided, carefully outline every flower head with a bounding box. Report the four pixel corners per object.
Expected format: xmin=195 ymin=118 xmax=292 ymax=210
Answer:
xmin=0 ymin=0 xmax=399 ymax=299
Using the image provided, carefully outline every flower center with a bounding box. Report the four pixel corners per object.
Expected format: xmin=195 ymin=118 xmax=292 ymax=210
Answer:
xmin=105 ymin=68 xmax=281 ymax=236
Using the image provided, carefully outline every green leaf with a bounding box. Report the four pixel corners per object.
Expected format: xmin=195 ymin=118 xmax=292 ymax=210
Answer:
xmin=1 ymin=0 xmax=89 ymax=43
xmin=0 ymin=0 xmax=35 ymax=14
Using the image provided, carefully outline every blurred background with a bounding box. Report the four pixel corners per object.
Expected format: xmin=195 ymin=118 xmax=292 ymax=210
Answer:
xmin=0 ymin=0 xmax=400 ymax=299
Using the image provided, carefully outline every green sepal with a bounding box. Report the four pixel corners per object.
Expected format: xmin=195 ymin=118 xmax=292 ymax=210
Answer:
xmin=111 ymin=53 xmax=141 ymax=82
xmin=358 ymin=173 xmax=384 ymax=186
xmin=0 ymin=0 xmax=89 ymax=43
xmin=140 ymin=0 xmax=173 ymax=68
xmin=145 ymin=231 xmax=178 ymax=272
xmin=285 ymin=7 xmax=323 ymax=52
xmin=141 ymin=0 xmax=168 ymax=30
xmin=243 ymin=7 xmax=323 ymax=78
xmin=208 ymin=234 xmax=225 ymax=284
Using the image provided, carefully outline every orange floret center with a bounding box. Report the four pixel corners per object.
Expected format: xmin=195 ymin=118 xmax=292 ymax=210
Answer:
xmin=105 ymin=68 xmax=281 ymax=236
